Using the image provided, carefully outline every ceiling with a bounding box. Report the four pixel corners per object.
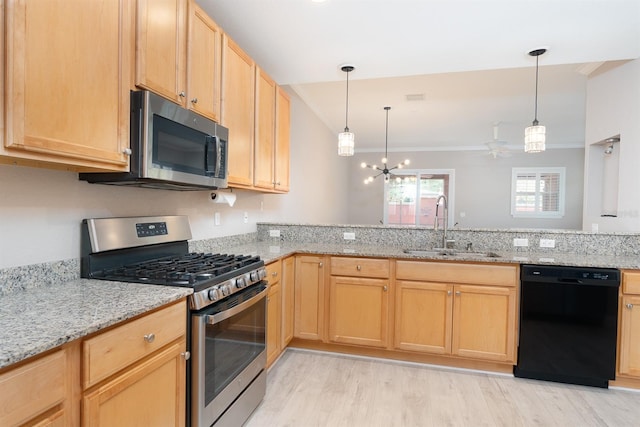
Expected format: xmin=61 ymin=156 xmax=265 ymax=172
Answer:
xmin=198 ymin=0 xmax=640 ymax=152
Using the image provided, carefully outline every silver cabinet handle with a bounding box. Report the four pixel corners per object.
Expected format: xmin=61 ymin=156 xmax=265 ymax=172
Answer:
xmin=191 ymin=97 xmax=198 ymax=104
xmin=447 ymin=290 xmax=452 ymax=296
xmin=143 ymin=333 xmax=155 ymax=343
xmin=272 ymin=271 xmax=278 ymax=277
xmin=179 ymin=91 xmax=186 ymax=98
xmin=455 ymin=291 xmax=461 ymax=296
xmin=319 ymin=262 xmax=323 ymax=268
xmin=122 ymin=148 xmax=132 ymax=155
xmin=627 ymin=303 xmax=634 ymax=309
xmin=181 ymin=351 xmax=191 ymax=361
xmin=383 ymin=285 xmax=388 ymax=292
xmin=356 ymin=265 xmax=362 ymax=271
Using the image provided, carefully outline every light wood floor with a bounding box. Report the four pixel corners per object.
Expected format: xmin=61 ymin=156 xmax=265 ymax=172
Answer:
xmin=245 ymin=349 xmax=640 ymax=427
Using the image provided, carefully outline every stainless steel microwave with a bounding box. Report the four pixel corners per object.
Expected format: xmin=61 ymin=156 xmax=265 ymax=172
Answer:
xmin=80 ymin=90 xmax=228 ymax=190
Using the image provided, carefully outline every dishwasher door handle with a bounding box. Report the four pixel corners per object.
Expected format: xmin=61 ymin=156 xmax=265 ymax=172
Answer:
xmin=559 ymin=278 xmax=583 ymax=284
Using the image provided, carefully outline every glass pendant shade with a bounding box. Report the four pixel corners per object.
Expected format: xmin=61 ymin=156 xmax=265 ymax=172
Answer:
xmin=338 ymin=131 xmax=355 ymax=156
xmin=524 ymin=123 xmax=546 ymax=153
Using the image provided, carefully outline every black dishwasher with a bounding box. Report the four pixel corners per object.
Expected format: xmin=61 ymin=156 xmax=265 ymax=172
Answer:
xmin=514 ymin=264 xmax=620 ymax=388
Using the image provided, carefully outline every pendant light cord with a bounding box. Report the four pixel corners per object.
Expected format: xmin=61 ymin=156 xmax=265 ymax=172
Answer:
xmin=344 ymin=70 xmax=350 ymax=131
xmin=534 ymin=54 xmax=539 ymax=125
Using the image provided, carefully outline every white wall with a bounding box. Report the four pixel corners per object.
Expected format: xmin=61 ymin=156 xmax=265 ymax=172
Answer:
xmin=0 ymin=88 xmax=349 ymax=269
xmin=583 ymin=59 xmax=640 ymax=232
xmin=347 ymin=148 xmax=584 ymax=229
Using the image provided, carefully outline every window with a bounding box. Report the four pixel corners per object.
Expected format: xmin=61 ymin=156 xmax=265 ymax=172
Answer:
xmin=511 ymin=167 xmax=565 ymax=218
xmin=384 ymin=170 xmax=454 ymax=226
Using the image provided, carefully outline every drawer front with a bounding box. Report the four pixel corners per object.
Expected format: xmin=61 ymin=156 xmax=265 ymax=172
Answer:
xmin=266 ymin=259 xmax=282 ymax=286
xmin=622 ymin=271 xmax=640 ymax=295
xmin=331 ymin=257 xmax=390 ymax=278
xmin=0 ymin=349 xmax=66 ymax=426
xmin=396 ymin=260 xmax=517 ymax=287
xmin=83 ymin=301 xmax=186 ymax=389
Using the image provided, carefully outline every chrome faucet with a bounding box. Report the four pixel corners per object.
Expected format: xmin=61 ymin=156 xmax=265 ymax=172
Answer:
xmin=434 ymin=195 xmax=454 ymax=249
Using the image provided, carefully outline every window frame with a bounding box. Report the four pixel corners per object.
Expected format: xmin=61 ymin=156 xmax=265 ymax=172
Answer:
xmin=383 ymin=169 xmax=455 ymax=227
xmin=511 ymin=167 xmax=566 ymax=218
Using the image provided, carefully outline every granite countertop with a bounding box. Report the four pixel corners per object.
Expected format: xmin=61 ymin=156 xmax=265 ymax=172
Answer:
xmin=3 ymin=240 xmax=637 ymax=370
xmin=220 ymin=241 xmax=640 ymax=269
xmin=0 ymin=279 xmax=192 ymax=370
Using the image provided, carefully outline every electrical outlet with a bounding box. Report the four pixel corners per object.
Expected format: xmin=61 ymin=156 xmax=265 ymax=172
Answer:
xmin=243 ymin=212 xmax=248 ymax=224
xmin=269 ymin=229 xmax=281 ymax=238
xmin=539 ymin=238 xmax=555 ymax=248
xmin=214 ymin=212 xmax=221 ymax=226
xmin=343 ymin=232 xmax=356 ymax=240
xmin=513 ymin=238 xmax=529 ymax=247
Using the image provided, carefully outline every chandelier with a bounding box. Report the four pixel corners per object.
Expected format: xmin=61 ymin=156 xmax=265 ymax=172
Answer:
xmin=361 ymin=106 xmax=410 ymax=184
xmin=524 ymin=48 xmax=547 ymax=153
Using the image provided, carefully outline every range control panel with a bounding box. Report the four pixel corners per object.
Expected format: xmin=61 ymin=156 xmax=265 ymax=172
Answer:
xmin=136 ymin=222 xmax=168 ymax=238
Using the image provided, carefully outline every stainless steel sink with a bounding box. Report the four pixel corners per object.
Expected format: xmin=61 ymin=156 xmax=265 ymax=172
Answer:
xmin=402 ymin=249 xmax=501 ymax=258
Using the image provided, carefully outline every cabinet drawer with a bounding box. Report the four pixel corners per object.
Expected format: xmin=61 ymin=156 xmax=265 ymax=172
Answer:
xmin=83 ymin=301 xmax=186 ymax=389
xmin=0 ymin=349 xmax=66 ymax=426
xmin=396 ymin=260 xmax=517 ymax=287
xmin=331 ymin=257 xmax=389 ymax=278
xmin=622 ymin=271 xmax=640 ymax=294
xmin=266 ymin=259 xmax=282 ymax=286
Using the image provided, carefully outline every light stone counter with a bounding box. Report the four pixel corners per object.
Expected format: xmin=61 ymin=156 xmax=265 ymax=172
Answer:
xmin=206 ymin=241 xmax=640 ymax=269
xmin=0 ymin=279 xmax=192 ymax=369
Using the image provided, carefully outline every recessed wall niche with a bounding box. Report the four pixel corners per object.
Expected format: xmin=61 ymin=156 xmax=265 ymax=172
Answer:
xmin=586 ymin=135 xmax=620 ymax=220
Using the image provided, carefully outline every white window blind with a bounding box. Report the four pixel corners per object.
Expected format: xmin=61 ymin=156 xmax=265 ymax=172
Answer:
xmin=511 ymin=167 xmax=565 ymax=218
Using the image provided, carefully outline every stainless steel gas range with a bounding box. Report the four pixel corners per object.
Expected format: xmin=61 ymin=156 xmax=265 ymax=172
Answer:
xmin=81 ymin=215 xmax=267 ymax=427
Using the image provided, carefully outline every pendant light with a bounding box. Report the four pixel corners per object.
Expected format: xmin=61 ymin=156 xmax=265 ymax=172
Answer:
xmin=524 ymin=48 xmax=547 ymax=153
xmin=361 ymin=106 xmax=410 ymax=184
xmin=338 ymin=65 xmax=355 ymax=156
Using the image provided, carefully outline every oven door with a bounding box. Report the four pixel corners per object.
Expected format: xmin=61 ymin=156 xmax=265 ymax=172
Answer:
xmin=191 ymin=283 xmax=267 ymax=427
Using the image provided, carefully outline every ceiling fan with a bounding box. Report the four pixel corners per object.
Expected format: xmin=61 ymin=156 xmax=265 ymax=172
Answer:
xmin=485 ymin=122 xmax=512 ymax=159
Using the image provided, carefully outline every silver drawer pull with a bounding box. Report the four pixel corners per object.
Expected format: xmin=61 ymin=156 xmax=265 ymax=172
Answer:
xmin=181 ymin=351 xmax=191 ymax=361
xmin=143 ymin=333 xmax=155 ymax=343
xmin=627 ymin=303 xmax=634 ymax=309
xmin=356 ymin=265 xmax=362 ymax=271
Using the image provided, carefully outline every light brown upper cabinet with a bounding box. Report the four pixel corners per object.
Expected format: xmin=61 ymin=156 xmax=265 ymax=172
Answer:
xmin=274 ymin=87 xmax=291 ymax=192
xmin=254 ymin=68 xmax=276 ymax=190
xmin=135 ymin=0 xmax=187 ymax=105
xmin=221 ymin=35 xmax=256 ymax=187
xmin=135 ymin=0 xmax=221 ymax=122
xmin=3 ymin=0 xmax=132 ymax=171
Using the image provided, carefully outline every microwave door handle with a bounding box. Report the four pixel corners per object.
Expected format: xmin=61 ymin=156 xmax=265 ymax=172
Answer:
xmin=204 ymin=135 xmax=216 ymax=175
xmin=215 ymin=136 xmax=222 ymax=177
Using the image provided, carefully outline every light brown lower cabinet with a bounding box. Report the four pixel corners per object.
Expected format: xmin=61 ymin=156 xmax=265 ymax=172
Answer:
xmin=0 ymin=300 xmax=188 ymax=426
xmin=0 ymin=347 xmax=74 ymax=426
xmin=394 ymin=261 xmax=518 ymax=363
xmin=618 ymin=271 xmax=640 ymax=378
xmin=281 ymin=256 xmax=295 ymax=347
xmin=294 ymin=255 xmax=326 ymax=341
xmin=82 ymin=339 xmax=187 ymax=426
xmin=266 ymin=259 xmax=282 ymax=367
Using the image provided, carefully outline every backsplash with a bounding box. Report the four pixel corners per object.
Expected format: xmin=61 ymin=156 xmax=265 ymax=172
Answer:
xmin=256 ymin=223 xmax=640 ymax=257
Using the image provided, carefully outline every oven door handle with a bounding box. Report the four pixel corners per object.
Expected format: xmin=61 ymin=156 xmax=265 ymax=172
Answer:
xmin=205 ymin=285 xmax=268 ymax=325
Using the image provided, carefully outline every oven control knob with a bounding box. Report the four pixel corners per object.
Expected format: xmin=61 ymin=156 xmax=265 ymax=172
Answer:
xmin=236 ymin=277 xmax=246 ymax=288
xmin=208 ymin=288 xmax=220 ymax=301
xmin=250 ymin=271 xmax=258 ymax=282
xmin=258 ymin=269 xmax=267 ymax=280
xmin=222 ymin=284 xmax=233 ymax=296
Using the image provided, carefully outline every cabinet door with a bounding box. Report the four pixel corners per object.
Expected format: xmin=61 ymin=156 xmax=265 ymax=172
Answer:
xmin=4 ymin=0 xmax=131 ymax=171
xmin=83 ymin=340 xmax=187 ymax=427
xmin=266 ymin=282 xmax=282 ymax=367
xmin=221 ymin=35 xmax=255 ymax=187
xmin=281 ymin=256 xmax=296 ymax=346
xmin=187 ymin=2 xmax=221 ymax=121
xmin=395 ymin=280 xmax=453 ymax=354
xmin=254 ymin=68 xmax=276 ymax=190
xmin=0 ymin=349 xmax=69 ymax=427
xmin=452 ymin=284 xmax=517 ymax=363
xmin=619 ymin=295 xmax=640 ymax=376
xmin=294 ymin=255 xmax=326 ymax=341
xmin=329 ymin=276 xmax=389 ymax=348
xmin=274 ymin=87 xmax=291 ymax=192
xmin=135 ymin=0 xmax=187 ymax=104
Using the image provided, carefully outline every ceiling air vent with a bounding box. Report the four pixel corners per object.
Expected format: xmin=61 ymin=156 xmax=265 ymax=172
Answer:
xmin=405 ymin=93 xmax=425 ymax=101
